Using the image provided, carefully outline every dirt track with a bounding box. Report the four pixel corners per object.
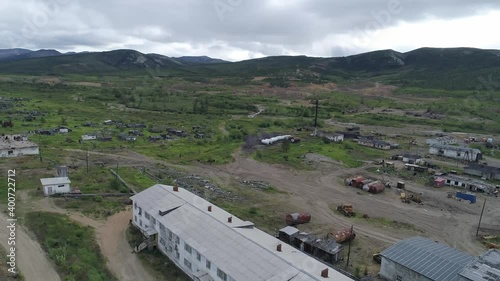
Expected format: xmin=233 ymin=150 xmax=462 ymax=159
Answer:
xmin=27 ymin=196 xmax=157 ymax=281
xmin=0 ymin=211 xmax=61 ymax=281
xmin=190 ymin=153 xmax=494 ymax=255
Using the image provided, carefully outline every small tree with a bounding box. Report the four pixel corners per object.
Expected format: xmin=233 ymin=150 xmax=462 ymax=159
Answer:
xmin=282 ymin=139 xmax=291 ymax=153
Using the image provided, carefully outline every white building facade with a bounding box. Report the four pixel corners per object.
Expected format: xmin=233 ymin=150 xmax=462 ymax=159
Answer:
xmin=41 ymin=177 xmax=71 ymax=196
xmin=131 ymin=185 xmax=353 ymax=281
xmin=0 ymin=135 xmax=39 ymax=157
xmin=428 ymin=144 xmax=482 ymax=162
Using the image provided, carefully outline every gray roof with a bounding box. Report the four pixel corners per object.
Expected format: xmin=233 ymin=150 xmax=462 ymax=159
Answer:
xmin=131 ymin=185 xmax=353 ymax=281
xmin=380 ymin=236 xmax=474 ymax=281
xmin=466 ymin=163 xmax=500 ymax=174
xmin=459 ymin=249 xmax=500 ymax=281
xmin=40 ymin=177 xmax=71 ymax=185
xmin=279 ymin=226 xmax=299 ymax=236
xmin=430 ymin=144 xmax=482 ymax=154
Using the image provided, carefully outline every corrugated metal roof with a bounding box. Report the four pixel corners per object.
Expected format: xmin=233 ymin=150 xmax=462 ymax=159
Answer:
xmin=131 ymin=185 xmax=353 ymax=281
xmin=380 ymin=237 xmax=474 ymax=281
xmin=40 ymin=177 xmax=71 ymax=185
xmin=459 ymin=249 xmax=500 ymax=281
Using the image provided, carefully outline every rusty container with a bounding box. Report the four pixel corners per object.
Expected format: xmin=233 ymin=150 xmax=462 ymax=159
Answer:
xmin=334 ymin=227 xmax=356 ymax=243
xmin=285 ymin=213 xmax=312 ymax=226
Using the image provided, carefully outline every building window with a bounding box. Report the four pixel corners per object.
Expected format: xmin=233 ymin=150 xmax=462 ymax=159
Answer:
xmin=134 ymin=202 xmax=137 ymax=209
xmin=160 ymin=238 xmax=165 ymax=246
xmin=396 ymin=275 xmax=402 ymax=281
xmin=139 ymin=220 xmax=142 ymax=227
xmin=58 ymin=184 xmax=65 ymax=187
xmin=184 ymin=258 xmax=192 ymax=270
xmin=217 ymin=268 xmax=227 ymax=281
xmin=134 ymin=215 xmax=137 ymax=222
xmin=145 ymin=212 xmax=150 ymax=220
xmin=175 ymin=235 xmax=180 ymax=244
xmin=184 ymin=243 xmax=192 ymax=254
xmin=168 ymin=230 xmax=173 ymax=240
xmin=138 ymin=207 xmax=142 ymax=215
xmin=8 ymin=150 xmax=13 ymax=155
xmin=206 ymin=260 xmax=211 ymax=269
xmin=151 ymin=216 xmax=156 ymax=225
xmin=197 ymin=251 xmax=201 ymax=261
xmin=159 ymin=223 xmax=165 ymax=232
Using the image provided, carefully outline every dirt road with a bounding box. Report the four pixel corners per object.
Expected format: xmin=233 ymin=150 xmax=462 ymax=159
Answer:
xmin=0 ymin=211 xmax=61 ymax=281
xmin=98 ymin=209 xmax=157 ymax=281
xmin=29 ymin=196 xmax=157 ymax=281
xmin=191 ymin=153 xmax=490 ymax=255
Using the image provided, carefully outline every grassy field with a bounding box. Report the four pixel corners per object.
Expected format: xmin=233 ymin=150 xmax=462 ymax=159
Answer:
xmin=25 ymin=212 xmax=117 ymax=281
xmin=254 ymin=139 xmax=387 ymax=169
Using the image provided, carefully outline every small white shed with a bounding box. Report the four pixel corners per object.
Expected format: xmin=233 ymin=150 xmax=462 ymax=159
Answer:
xmin=41 ymin=177 xmax=71 ymax=196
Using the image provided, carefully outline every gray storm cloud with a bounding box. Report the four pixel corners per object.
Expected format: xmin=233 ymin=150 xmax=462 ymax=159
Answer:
xmin=1 ymin=0 xmax=499 ymax=60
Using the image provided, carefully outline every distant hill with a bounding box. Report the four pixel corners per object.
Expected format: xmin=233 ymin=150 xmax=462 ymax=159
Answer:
xmin=0 ymin=49 xmax=61 ymax=62
xmin=172 ymin=56 xmax=228 ymax=65
xmin=0 ymin=47 xmax=499 ymax=89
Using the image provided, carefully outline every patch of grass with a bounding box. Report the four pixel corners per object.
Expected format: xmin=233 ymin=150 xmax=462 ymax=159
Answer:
xmin=116 ymin=167 xmax=156 ymax=191
xmin=254 ymin=139 xmax=387 ymax=169
xmin=54 ymin=197 xmax=127 ymax=218
xmin=25 ymin=212 xmax=117 ymax=281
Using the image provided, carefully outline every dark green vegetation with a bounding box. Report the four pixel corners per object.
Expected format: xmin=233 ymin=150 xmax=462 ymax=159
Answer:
xmin=25 ymin=212 xmax=117 ymax=281
xmin=127 ymin=226 xmax=190 ymax=281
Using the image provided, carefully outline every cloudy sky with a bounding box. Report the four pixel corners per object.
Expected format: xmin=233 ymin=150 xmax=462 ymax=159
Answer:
xmin=1 ymin=0 xmax=499 ymax=61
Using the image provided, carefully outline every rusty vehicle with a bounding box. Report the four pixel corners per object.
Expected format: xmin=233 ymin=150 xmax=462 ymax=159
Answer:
xmin=337 ymin=204 xmax=355 ymax=217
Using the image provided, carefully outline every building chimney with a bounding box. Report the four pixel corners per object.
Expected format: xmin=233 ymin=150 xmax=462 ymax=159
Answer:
xmin=277 ymin=244 xmax=282 ymax=252
xmin=173 ymin=185 xmax=178 ymax=192
xmin=321 ymin=268 xmax=328 ymax=278
xmin=228 ymin=216 xmax=232 ymax=223
xmin=208 ymin=206 xmax=212 ymax=212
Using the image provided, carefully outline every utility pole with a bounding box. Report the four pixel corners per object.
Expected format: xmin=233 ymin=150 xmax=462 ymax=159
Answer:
xmin=115 ymin=161 xmax=119 ymax=181
xmin=86 ymin=148 xmax=89 ymax=173
xmin=345 ymin=225 xmax=353 ymax=270
xmin=476 ymin=198 xmax=487 ymax=237
xmin=313 ymin=100 xmax=319 ymax=136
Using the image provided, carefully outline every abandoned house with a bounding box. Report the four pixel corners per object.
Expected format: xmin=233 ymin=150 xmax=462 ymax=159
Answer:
xmin=277 ymin=226 xmax=344 ymax=265
xmin=40 ymin=177 xmax=71 ymax=196
xmin=318 ymin=131 xmax=344 ymax=143
xmin=440 ymin=174 xmax=496 ymax=194
xmin=426 ymin=136 xmax=457 ymax=146
xmin=464 ymin=163 xmax=500 ymax=180
xmin=335 ymin=130 xmax=360 ymax=139
xmin=81 ymin=134 xmax=97 ymax=141
xmin=0 ymin=135 xmax=39 ymax=157
xmin=428 ymin=144 xmax=482 ymax=162
xmin=357 ymin=138 xmax=394 ymax=150
xmin=131 ymin=184 xmax=353 ymax=281
xmin=401 ymin=153 xmax=423 ymax=164
xmin=98 ymin=135 xmax=113 ymax=142
xmin=128 ymin=130 xmax=144 ymax=136
xmin=379 ymin=236 xmax=474 ymax=281
xmin=118 ymin=132 xmax=136 ymax=141
xmin=167 ymin=129 xmax=185 ymax=137
xmin=148 ymin=136 xmax=162 ymax=142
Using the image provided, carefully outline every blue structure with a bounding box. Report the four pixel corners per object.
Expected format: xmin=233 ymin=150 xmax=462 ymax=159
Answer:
xmin=456 ymin=192 xmax=477 ymax=203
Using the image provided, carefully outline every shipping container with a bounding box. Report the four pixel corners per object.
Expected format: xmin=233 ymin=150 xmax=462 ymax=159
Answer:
xmin=285 ymin=213 xmax=311 ymax=225
xmin=456 ymin=191 xmax=477 ymax=203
